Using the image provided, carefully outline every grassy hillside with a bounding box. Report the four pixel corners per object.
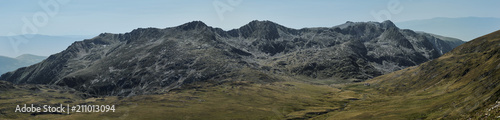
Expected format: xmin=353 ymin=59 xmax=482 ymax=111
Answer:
xmin=365 ymin=29 xmax=500 ymax=119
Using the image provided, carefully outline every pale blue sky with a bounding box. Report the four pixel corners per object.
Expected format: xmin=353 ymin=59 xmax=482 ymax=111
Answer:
xmin=1 ymin=0 xmax=499 ymax=36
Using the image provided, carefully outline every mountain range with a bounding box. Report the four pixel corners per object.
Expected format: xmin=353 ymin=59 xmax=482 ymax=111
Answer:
xmin=0 ymin=20 xmax=464 ymax=96
xmin=2 ymin=21 xmax=500 ymax=119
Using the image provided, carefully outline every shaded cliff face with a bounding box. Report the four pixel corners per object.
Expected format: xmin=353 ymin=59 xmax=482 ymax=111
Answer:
xmin=0 ymin=20 xmax=464 ymax=96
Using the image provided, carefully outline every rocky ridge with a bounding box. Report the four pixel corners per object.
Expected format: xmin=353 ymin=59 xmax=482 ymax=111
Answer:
xmin=0 ymin=20 xmax=464 ymax=96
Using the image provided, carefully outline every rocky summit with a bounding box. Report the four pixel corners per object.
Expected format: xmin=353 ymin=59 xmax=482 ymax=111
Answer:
xmin=0 ymin=20 xmax=464 ymax=96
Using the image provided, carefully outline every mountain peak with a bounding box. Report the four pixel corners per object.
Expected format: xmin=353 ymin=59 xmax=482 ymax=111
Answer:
xmin=335 ymin=20 xmax=397 ymax=30
xmin=237 ymin=20 xmax=282 ymax=39
xmin=177 ymin=20 xmax=208 ymax=30
xmin=248 ymin=20 xmax=277 ymax=25
xmin=380 ymin=20 xmax=397 ymax=28
xmin=240 ymin=20 xmax=281 ymax=29
xmin=186 ymin=20 xmax=207 ymax=26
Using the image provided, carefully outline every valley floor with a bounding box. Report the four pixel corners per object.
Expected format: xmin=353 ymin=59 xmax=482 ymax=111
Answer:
xmin=1 ymin=79 xmax=499 ymax=120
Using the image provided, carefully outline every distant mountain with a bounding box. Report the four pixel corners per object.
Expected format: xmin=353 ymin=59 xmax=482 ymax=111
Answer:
xmin=396 ymin=17 xmax=500 ymax=41
xmin=0 ymin=56 xmax=18 ymax=74
xmin=0 ymin=54 xmax=46 ymax=74
xmin=0 ymin=20 xmax=464 ymax=96
xmin=0 ymin=34 xmax=93 ymax=58
xmin=370 ymin=29 xmax=500 ymax=119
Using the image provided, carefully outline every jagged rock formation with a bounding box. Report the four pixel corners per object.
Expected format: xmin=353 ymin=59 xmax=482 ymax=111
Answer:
xmin=0 ymin=20 xmax=464 ymax=96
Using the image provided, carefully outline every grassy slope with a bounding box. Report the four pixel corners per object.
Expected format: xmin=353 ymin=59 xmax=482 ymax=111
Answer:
xmin=326 ymin=30 xmax=500 ymax=119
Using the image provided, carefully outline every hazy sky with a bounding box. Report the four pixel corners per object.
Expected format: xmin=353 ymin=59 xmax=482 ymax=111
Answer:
xmin=1 ymin=0 xmax=499 ymax=37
